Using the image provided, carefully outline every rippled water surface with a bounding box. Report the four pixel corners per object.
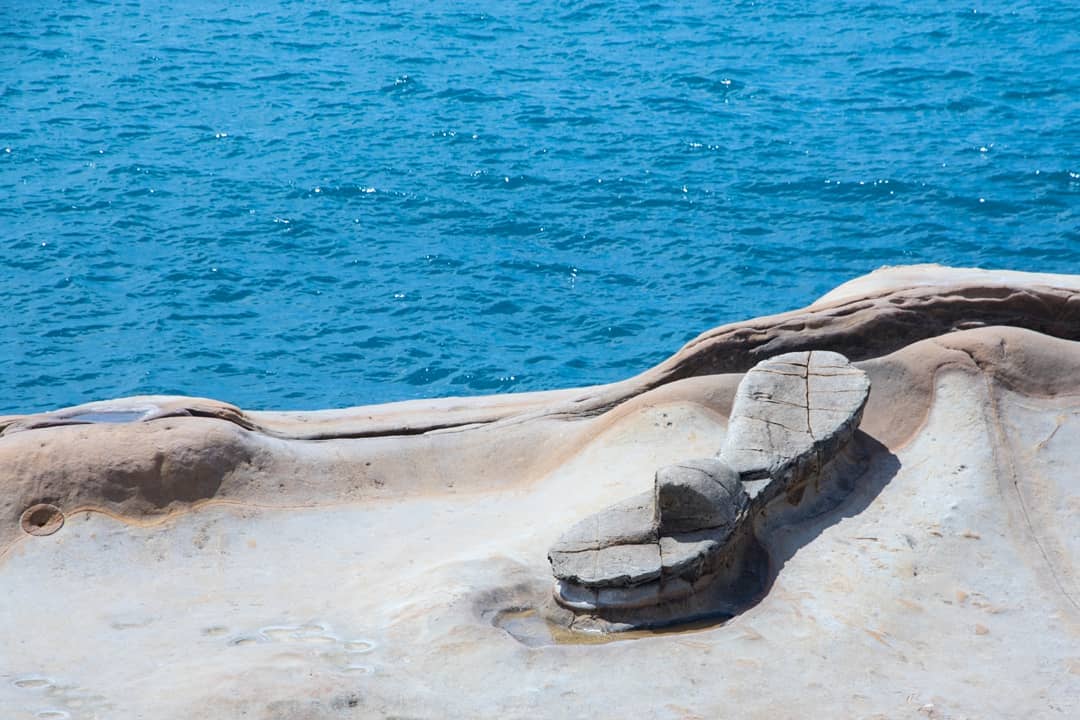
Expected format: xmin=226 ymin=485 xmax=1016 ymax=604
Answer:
xmin=2 ymin=1 xmax=1077 ymax=413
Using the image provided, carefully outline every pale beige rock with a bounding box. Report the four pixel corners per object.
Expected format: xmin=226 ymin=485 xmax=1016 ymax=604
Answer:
xmin=0 ymin=265 xmax=1078 ymax=719
xmin=811 ymin=263 xmax=1080 ymax=307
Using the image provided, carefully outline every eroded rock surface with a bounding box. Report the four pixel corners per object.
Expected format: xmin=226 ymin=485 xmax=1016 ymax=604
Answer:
xmin=547 ymin=350 xmax=870 ymax=629
xmin=0 ymin=266 xmax=1078 ymax=719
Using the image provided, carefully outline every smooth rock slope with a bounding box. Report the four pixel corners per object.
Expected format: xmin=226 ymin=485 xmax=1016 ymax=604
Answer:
xmin=0 ymin=265 xmax=1078 ymax=719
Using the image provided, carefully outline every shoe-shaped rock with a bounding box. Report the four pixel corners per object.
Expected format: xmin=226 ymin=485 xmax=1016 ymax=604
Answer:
xmin=546 ymin=351 xmax=869 ymax=627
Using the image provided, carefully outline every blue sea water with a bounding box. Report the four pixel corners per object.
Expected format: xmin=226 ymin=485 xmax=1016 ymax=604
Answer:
xmin=1 ymin=1 xmax=1077 ymax=414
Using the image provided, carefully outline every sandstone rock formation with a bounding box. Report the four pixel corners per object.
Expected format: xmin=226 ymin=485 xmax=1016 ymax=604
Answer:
xmin=0 ymin=265 xmax=1078 ymax=719
xmin=548 ymin=351 xmax=870 ymax=630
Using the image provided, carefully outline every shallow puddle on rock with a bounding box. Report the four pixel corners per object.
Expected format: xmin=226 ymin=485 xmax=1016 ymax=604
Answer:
xmin=494 ymin=608 xmax=730 ymax=647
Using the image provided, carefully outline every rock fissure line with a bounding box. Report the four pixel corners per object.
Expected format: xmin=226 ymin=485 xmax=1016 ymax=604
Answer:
xmin=970 ymin=346 xmax=1080 ymax=615
xmin=730 ymin=415 xmax=808 ymax=435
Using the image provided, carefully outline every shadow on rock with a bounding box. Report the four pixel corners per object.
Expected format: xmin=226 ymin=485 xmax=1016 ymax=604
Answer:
xmin=751 ymin=430 xmax=901 ymax=607
xmin=490 ymin=430 xmax=899 ymax=646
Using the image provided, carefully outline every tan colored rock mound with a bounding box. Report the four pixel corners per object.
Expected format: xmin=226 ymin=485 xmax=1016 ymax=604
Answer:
xmin=0 ymin=265 xmax=1077 ymax=719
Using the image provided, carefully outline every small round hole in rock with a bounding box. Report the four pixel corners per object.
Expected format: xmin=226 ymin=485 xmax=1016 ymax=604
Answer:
xmin=20 ymin=504 xmax=64 ymax=536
